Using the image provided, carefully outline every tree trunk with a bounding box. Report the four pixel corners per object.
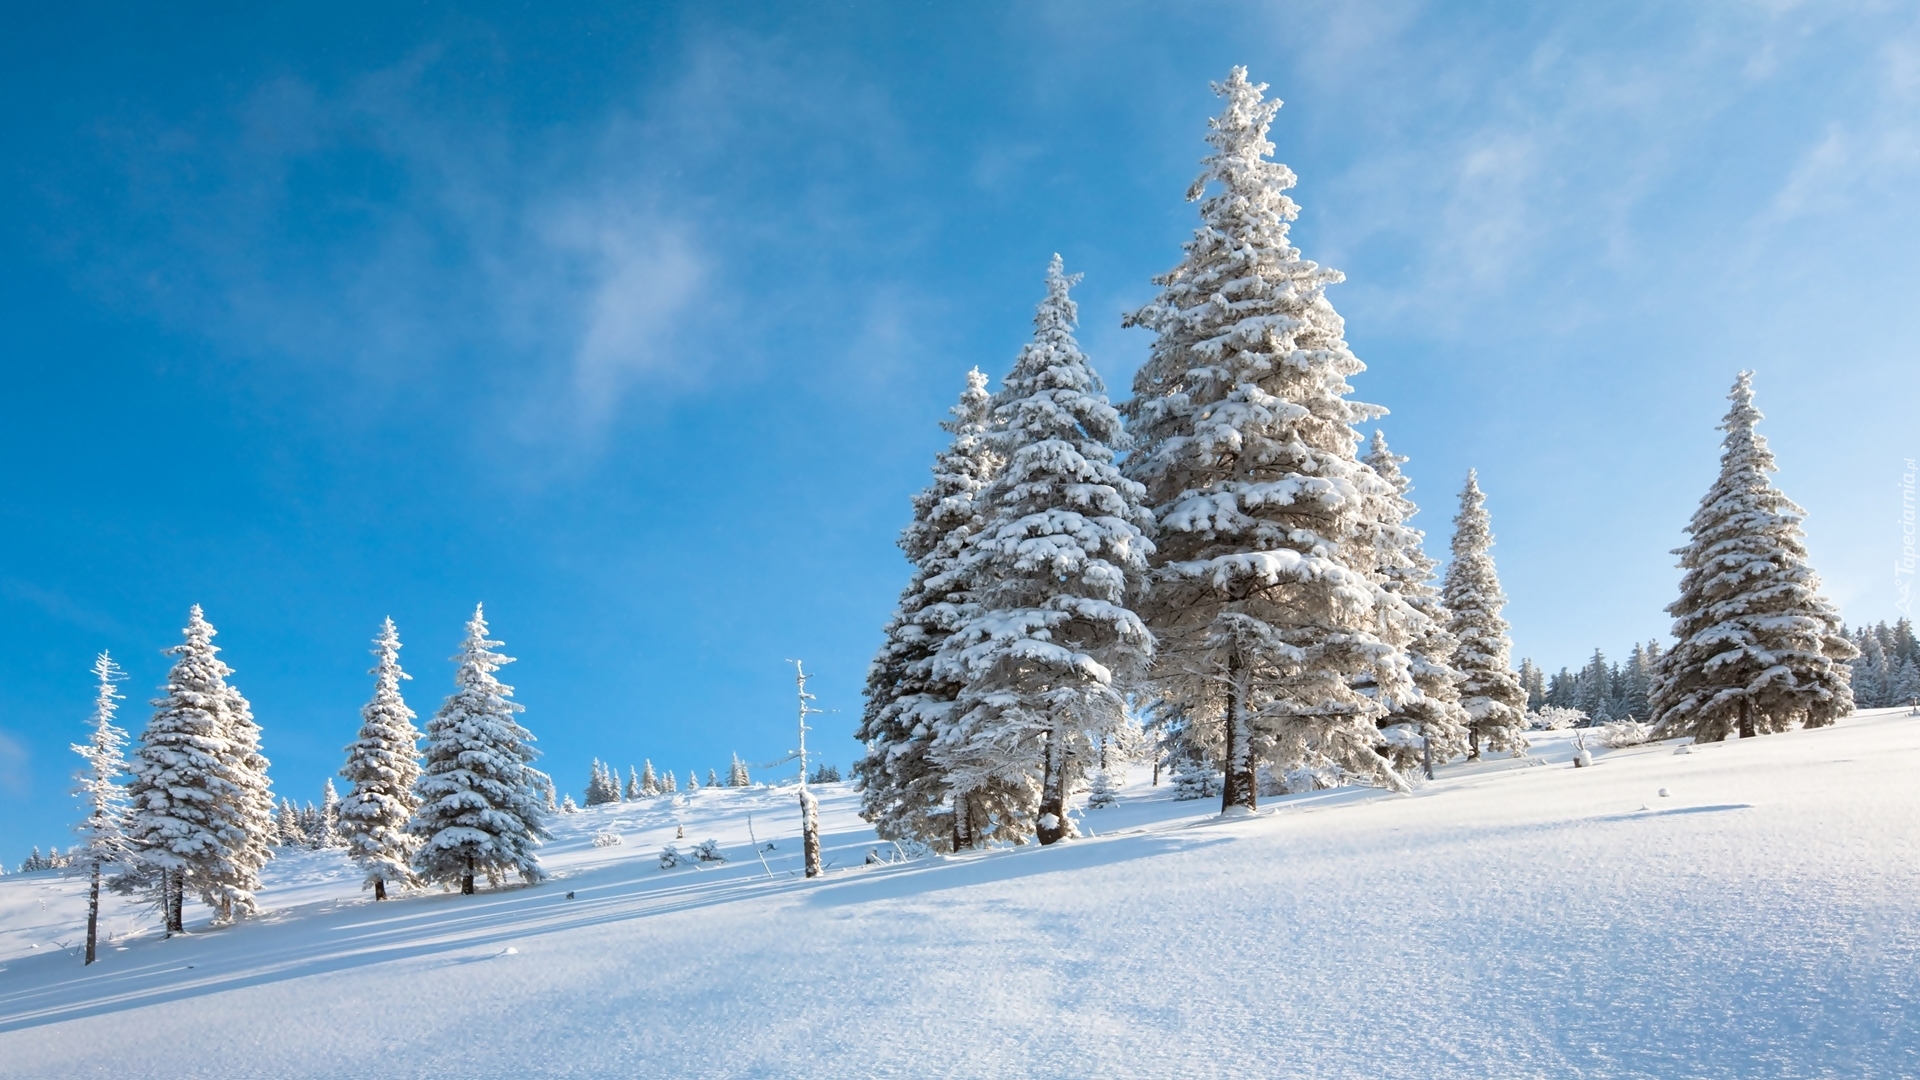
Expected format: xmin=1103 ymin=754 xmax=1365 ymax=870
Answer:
xmin=85 ymin=863 xmax=101 ymax=965
xmin=1036 ymin=725 xmax=1069 ymax=845
xmin=373 ymin=877 xmax=387 ymax=901
xmin=1152 ymin=758 xmax=1160 ymax=786
xmin=165 ymin=869 xmax=185 ymax=934
xmin=801 ymin=786 xmax=822 ymax=878
xmin=951 ymin=791 xmax=972 ymax=852
xmin=461 ymin=854 xmax=476 ymax=895
xmin=1467 ymin=728 xmax=1481 ymax=761
xmin=1221 ymin=648 xmax=1257 ymax=813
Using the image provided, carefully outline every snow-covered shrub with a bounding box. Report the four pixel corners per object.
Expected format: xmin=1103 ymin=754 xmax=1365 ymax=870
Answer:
xmin=1374 ymin=724 xmax=1425 ymax=775
xmin=658 ymin=844 xmax=683 ymax=869
xmin=1528 ymin=705 xmax=1587 ymax=731
xmin=591 ymin=831 xmax=622 ymax=848
xmin=1600 ymin=720 xmax=1651 ymax=748
xmin=691 ymin=839 xmax=725 ymax=864
xmin=1277 ymin=763 xmax=1340 ymax=795
xmin=1170 ymin=756 xmax=1218 ymax=801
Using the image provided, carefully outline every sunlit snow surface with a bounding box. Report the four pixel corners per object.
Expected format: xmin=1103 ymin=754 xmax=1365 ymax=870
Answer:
xmin=4 ymin=711 xmax=1918 ymax=1078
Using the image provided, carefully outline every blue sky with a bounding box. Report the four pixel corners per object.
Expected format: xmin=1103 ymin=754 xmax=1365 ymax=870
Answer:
xmin=3 ymin=2 xmax=1916 ymax=857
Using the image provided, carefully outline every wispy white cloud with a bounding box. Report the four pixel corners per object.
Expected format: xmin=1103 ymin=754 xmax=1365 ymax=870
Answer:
xmin=0 ymin=730 xmax=27 ymax=798
xmin=47 ymin=30 xmax=913 ymax=449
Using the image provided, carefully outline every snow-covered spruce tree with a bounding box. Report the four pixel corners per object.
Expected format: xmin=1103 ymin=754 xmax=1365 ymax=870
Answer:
xmin=409 ymin=606 xmax=550 ymax=894
xmin=856 ymin=368 xmax=1006 ymax=851
xmin=275 ymin=798 xmax=307 ymax=847
xmin=1363 ymin=431 xmax=1471 ymax=773
xmin=932 ymin=256 xmax=1155 ymax=846
xmin=125 ymin=606 xmax=275 ymax=929
xmin=315 ymin=780 xmax=342 ymax=849
xmin=584 ymin=760 xmax=619 ymax=806
xmin=1440 ymin=472 xmax=1530 ymax=758
xmin=729 ymin=754 xmax=749 ymax=787
xmin=338 ymin=618 xmax=422 ymax=900
xmin=640 ymin=759 xmax=659 ymax=796
xmin=1121 ymin=68 xmax=1419 ymax=811
xmin=664 ymin=770 xmax=677 ymax=794
xmin=72 ymin=652 xmax=133 ymax=965
xmin=1649 ymin=372 xmax=1856 ymax=741
xmin=626 ymin=766 xmax=643 ymax=799
xmin=706 ymin=768 xmax=718 ymax=788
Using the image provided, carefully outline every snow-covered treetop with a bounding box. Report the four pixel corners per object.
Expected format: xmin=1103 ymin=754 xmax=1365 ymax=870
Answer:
xmin=1443 ymin=471 xmax=1507 ymax=631
xmin=1687 ymin=370 xmax=1803 ymax=550
xmin=1365 ymin=430 xmax=1439 ymax=590
xmin=962 ymin=254 xmax=1154 ymax=626
xmin=902 ymin=367 xmax=996 ymax=569
xmin=1123 ymin=68 xmax=1393 ymax=596
xmin=1124 ymin=66 xmax=1381 ymax=463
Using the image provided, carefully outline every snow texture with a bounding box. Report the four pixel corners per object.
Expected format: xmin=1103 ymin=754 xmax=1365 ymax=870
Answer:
xmin=6 ymin=713 xmax=1919 ymax=1078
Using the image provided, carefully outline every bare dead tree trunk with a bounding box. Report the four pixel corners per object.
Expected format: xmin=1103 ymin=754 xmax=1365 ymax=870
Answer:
xmin=801 ymin=786 xmax=822 ymax=878
xmin=85 ymin=862 xmax=101 ymax=965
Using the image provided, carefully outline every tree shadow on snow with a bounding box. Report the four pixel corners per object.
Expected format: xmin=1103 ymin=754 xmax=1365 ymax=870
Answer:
xmin=0 ymin=821 xmax=1227 ymax=1034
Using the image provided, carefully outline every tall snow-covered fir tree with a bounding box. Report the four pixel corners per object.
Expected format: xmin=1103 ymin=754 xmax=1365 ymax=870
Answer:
xmin=1440 ymin=472 xmax=1529 ymax=758
xmin=409 ymin=605 xmax=551 ymax=894
xmin=275 ymin=797 xmax=307 ymax=847
xmin=1649 ymin=372 xmax=1856 ymax=740
xmin=856 ymin=367 xmax=1008 ymax=850
xmin=338 ymin=618 xmax=422 ymax=900
xmin=932 ymin=255 xmax=1155 ymax=845
xmin=1121 ymin=68 xmax=1419 ymax=810
xmin=639 ymin=759 xmax=659 ymax=796
xmin=1363 ymin=431 xmax=1471 ymax=772
xmin=72 ymin=651 xmax=133 ymax=964
xmin=125 ymin=606 xmax=275 ymax=929
xmin=314 ymin=779 xmax=342 ymax=848
xmin=728 ymin=754 xmax=750 ymax=787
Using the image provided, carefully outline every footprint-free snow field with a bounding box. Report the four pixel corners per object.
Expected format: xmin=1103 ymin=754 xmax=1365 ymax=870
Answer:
xmin=4 ymin=711 xmax=1918 ymax=1079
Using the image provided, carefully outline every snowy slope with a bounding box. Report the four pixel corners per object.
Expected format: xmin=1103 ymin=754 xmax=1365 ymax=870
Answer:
xmin=4 ymin=711 xmax=1919 ymax=1079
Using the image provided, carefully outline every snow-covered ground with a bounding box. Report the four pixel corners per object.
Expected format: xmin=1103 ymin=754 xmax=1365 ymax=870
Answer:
xmin=4 ymin=709 xmax=1918 ymax=1079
